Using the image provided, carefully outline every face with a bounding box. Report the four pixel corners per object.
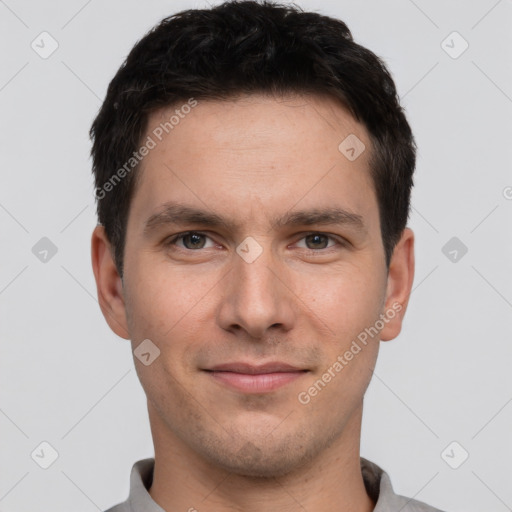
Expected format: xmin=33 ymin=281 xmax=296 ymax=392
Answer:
xmin=92 ymin=93 xmax=414 ymax=478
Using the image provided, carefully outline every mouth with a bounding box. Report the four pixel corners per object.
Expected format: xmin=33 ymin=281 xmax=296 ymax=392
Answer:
xmin=202 ymin=362 xmax=309 ymax=393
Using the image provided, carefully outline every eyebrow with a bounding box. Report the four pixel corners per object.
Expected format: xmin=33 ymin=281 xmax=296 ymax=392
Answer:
xmin=143 ymin=202 xmax=366 ymax=236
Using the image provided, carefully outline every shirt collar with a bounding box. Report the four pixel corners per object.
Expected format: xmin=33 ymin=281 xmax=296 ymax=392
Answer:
xmin=118 ymin=456 xmax=440 ymax=512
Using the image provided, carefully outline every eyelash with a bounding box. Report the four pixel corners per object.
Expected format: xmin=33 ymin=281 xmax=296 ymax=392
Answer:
xmin=164 ymin=231 xmax=346 ymax=253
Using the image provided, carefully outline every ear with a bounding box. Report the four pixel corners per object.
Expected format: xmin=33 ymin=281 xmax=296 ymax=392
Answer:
xmin=379 ymin=227 xmax=415 ymax=342
xmin=91 ymin=225 xmax=130 ymax=340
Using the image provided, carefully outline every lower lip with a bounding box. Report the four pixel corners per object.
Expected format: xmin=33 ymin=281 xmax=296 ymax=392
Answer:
xmin=206 ymin=371 xmax=307 ymax=393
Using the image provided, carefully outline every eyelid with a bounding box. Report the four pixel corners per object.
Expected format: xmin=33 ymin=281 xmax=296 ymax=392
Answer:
xmin=165 ymin=230 xmax=218 ymax=249
xmin=165 ymin=230 xmax=347 ymax=251
xmin=292 ymin=231 xmax=345 ymax=250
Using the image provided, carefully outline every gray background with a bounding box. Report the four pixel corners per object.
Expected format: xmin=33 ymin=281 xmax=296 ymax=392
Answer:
xmin=1 ymin=0 xmax=511 ymax=511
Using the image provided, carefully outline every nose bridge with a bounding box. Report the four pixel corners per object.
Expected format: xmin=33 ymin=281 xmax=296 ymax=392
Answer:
xmin=235 ymin=237 xmax=280 ymax=310
xmin=218 ymin=236 xmax=294 ymax=337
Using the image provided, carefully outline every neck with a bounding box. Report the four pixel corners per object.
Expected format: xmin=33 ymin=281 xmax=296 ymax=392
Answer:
xmin=147 ymin=402 xmax=375 ymax=512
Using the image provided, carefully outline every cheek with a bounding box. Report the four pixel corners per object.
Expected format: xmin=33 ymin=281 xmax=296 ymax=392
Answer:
xmin=296 ymin=274 xmax=382 ymax=411
xmin=135 ymin=355 xmax=195 ymax=433
xmin=292 ymin=265 xmax=384 ymax=345
xmin=127 ymin=262 xmax=216 ymax=338
xmin=125 ymin=264 xmax=221 ymax=395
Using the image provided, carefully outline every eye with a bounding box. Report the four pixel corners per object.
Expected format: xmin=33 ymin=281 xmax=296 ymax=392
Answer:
xmin=295 ymin=233 xmax=341 ymax=251
xmin=165 ymin=231 xmax=216 ymax=250
xmin=164 ymin=231 xmax=345 ymax=253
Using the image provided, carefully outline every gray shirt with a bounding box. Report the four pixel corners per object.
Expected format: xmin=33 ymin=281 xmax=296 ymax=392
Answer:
xmin=104 ymin=457 xmax=445 ymax=512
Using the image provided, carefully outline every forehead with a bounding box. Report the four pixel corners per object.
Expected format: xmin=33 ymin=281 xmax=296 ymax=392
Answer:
xmin=128 ymin=93 xmax=378 ymax=234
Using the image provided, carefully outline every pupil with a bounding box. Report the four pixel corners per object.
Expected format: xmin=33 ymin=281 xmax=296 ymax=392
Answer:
xmin=182 ymin=234 xmax=327 ymax=250
xmin=308 ymin=234 xmax=326 ymax=249
xmin=187 ymin=233 xmax=203 ymax=248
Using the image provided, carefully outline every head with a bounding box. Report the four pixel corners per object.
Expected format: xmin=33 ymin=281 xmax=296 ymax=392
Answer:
xmin=91 ymin=0 xmax=415 ymax=478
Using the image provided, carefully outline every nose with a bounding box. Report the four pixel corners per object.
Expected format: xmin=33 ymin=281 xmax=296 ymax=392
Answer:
xmin=216 ymin=242 xmax=296 ymax=340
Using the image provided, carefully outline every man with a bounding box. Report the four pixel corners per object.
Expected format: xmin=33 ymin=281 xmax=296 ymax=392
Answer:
xmin=90 ymin=1 xmax=445 ymax=510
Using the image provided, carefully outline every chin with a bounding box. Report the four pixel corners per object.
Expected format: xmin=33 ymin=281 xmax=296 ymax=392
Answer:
xmin=200 ymin=431 xmax=321 ymax=479
xmin=211 ymin=450 xmax=304 ymax=479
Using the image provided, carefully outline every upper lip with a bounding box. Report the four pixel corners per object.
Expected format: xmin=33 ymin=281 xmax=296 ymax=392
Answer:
xmin=205 ymin=362 xmax=307 ymax=374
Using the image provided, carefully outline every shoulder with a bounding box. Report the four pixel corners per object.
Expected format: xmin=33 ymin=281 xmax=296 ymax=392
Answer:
xmin=103 ymin=503 xmax=131 ymax=512
xmin=361 ymin=457 xmax=447 ymax=512
xmin=102 ymin=458 xmax=157 ymax=512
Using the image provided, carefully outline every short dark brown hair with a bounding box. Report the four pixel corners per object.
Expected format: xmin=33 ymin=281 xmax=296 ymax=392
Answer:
xmin=90 ymin=0 xmax=416 ymax=278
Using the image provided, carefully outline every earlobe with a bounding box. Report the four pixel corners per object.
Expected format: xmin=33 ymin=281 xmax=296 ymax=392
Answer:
xmin=91 ymin=225 xmax=130 ymax=340
xmin=379 ymin=227 xmax=415 ymax=342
